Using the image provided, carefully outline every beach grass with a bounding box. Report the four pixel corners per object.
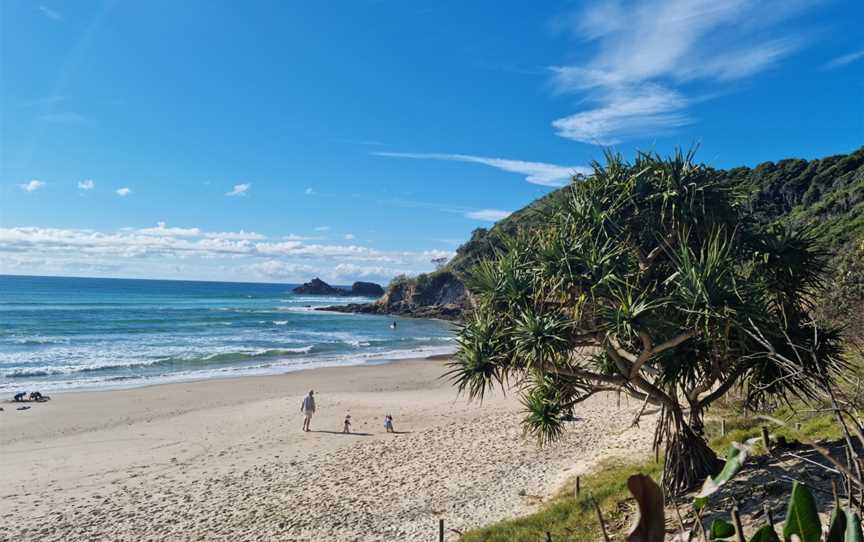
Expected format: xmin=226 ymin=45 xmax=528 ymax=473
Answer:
xmin=459 ymin=458 xmax=663 ymax=541
xmin=459 ymin=407 xmax=850 ymax=541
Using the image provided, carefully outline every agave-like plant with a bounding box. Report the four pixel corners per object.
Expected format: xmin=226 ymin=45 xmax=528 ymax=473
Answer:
xmin=447 ymin=149 xmax=846 ymax=495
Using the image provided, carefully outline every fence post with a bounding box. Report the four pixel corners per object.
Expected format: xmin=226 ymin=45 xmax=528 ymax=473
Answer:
xmin=731 ymin=499 xmax=746 ymax=542
xmin=545 ymin=532 xmax=553 ymax=542
xmin=439 ymin=518 xmax=444 ymax=542
xmin=761 ymin=426 xmax=772 ymax=455
xmin=575 ymin=476 xmax=581 ymax=498
xmin=721 ymin=418 xmax=726 ymax=436
xmin=763 ymin=503 xmax=774 ymax=527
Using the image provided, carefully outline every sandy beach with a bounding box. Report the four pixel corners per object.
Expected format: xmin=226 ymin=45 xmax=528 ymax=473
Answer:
xmin=1 ymin=357 xmax=656 ymax=541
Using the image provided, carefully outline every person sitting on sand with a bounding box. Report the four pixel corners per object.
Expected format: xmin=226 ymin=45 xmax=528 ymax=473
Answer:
xmin=30 ymin=391 xmax=46 ymax=402
xmin=384 ymin=414 xmax=394 ymax=433
xmin=343 ymin=414 xmax=352 ymax=434
xmin=13 ymin=392 xmax=26 ymax=402
xmin=300 ymin=390 xmax=316 ymax=432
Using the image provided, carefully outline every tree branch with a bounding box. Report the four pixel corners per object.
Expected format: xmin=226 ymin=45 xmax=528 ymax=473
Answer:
xmin=628 ymin=331 xmax=695 ymax=381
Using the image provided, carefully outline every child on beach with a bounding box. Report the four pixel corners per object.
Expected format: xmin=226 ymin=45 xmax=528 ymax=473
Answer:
xmin=343 ymin=414 xmax=351 ymax=433
xmin=384 ymin=414 xmax=394 ymax=433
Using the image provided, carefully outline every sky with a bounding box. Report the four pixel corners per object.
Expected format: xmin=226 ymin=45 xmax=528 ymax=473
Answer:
xmin=1 ymin=0 xmax=862 ymax=284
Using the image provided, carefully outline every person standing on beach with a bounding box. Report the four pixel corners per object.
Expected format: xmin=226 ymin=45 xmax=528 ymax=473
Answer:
xmin=300 ymin=390 xmax=316 ymax=432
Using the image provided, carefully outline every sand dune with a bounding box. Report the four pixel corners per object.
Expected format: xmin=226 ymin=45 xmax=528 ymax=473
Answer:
xmin=0 ymin=358 xmax=655 ymax=541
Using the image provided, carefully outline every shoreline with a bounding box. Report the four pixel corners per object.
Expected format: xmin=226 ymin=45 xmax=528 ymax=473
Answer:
xmin=2 ymin=342 xmax=457 ymax=396
xmin=1 ymin=356 xmax=656 ymax=541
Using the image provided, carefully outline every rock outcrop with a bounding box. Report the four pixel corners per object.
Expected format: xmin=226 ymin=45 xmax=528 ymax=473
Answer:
xmin=350 ymin=281 xmax=385 ymax=297
xmin=318 ymin=270 xmax=469 ymax=320
xmin=293 ymin=278 xmax=345 ymax=296
xmin=293 ymin=278 xmax=385 ymax=297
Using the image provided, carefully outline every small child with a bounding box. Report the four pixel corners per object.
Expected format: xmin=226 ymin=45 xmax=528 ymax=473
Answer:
xmin=384 ymin=414 xmax=394 ymax=433
xmin=343 ymin=414 xmax=352 ymax=433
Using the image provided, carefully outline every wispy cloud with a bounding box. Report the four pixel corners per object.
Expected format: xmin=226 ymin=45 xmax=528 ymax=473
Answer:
xmin=20 ymin=180 xmax=46 ymax=192
xmin=550 ymin=0 xmax=812 ymax=145
xmin=225 ymin=183 xmax=250 ymax=197
xmin=304 ymin=187 xmax=314 ymax=195
xmin=343 ymin=233 xmax=355 ymax=240
xmin=375 ymin=152 xmax=586 ymax=187
xmin=39 ymin=5 xmax=62 ymax=21
xmin=825 ymin=49 xmax=864 ymax=69
xmin=464 ymin=209 xmax=512 ymax=222
xmin=78 ymin=179 xmax=95 ymax=190
xmin=314 ymin=226 xmax=330 ymax=232
xmin=116 ymin=187 xmax=131 ymax=197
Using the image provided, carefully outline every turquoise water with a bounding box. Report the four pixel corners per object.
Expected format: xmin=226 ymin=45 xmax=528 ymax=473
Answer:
xmin=0 ymin=275 xmax=455 ymax=392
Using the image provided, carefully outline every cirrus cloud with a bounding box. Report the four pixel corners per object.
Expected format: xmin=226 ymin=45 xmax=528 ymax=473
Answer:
xmin=464 ymin=209 xmax=512 ymax=222
xmin=376 ymin=152 xmax=585 ymax=187
xmin=550 ymin=0 xmax=814 ymax=145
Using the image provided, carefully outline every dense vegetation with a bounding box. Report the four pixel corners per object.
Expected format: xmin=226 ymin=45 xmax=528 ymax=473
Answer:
xmin=449 ymin=146 xmax=864 ymax=280
xmin=447 ymin=150 xmax=848 ymax=496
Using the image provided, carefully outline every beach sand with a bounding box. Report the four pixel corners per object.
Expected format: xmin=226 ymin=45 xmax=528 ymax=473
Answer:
xmin=0 ymin=357 xmax=656 ymax=541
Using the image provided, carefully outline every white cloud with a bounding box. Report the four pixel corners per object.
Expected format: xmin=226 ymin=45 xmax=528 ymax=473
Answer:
xmin=116 ymin=187 xmax=131 ymax=196
xmin=248 ymin=260 xmax=316 ymax=280
xmin=550 ymin=0 xmax=812 ymax=144
xmin=0 ymin=226 xmax=453 ymax=283
xmin=343 ymin=233 xmax=355 ymax=240
xmin=39 ymin=5 xmax=62 ymax=20
xmin=465 ymin=209 xmax=512 ymax=222
xmin=225 ymin=183 xmax=250 ymax=197
xmin=314 ymin=226 xmax=330 ymax=232
xmin=825 ymin=49 xmax=864 ymax=69
xmin=136 ymin=222 xmax=202 ymax=237
xmin=376 ymin=152 xmax=586 ymax=187
xmin=20 ymin=180 xmax=46 ymax=192
xmin=304 ymin=187 xmax=314 ymax=195
xmin=78 ymin=179 xmax=95 ymax=190
xmin=204 ymin=230 xmax=265 ymax=241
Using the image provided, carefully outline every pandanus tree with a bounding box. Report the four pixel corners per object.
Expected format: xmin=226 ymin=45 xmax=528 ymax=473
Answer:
xmin=449 ymin=150 xmax=846 ymax=495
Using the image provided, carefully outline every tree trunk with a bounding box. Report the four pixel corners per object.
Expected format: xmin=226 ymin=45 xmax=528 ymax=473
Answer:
xmin=663 ymin=408 xmax=722 ymax=496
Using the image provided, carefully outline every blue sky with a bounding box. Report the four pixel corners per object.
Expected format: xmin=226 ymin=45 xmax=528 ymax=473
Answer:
xmin=1 ymin=0 xmax=862 ymax=284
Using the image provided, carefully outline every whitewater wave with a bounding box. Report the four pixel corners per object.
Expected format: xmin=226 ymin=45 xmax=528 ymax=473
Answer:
xmin=3 ymin=346 xmax=316 ymax=378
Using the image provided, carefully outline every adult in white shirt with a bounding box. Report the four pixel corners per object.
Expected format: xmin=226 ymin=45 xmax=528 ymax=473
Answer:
xmin=300 ymin=390 xmax=316 ymax=432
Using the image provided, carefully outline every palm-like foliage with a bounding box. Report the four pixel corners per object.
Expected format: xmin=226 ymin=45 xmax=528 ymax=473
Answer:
xmin=448 ymin=150 xmax=846 ymax=495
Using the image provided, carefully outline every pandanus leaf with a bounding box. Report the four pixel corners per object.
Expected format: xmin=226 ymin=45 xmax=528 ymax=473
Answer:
xmin=782 ymin=482 xmax=821 ymax=542
xmin=748 ymin=525 xmax=780 ymax=542
xmin=694 ymin=439 xmax=759 ymax=509
xmin=708 ymin=518 xmax=735 ymax=539
xmin=626 ymin=474 xmax=666 ymax=542
xmin=826 ymin=509 xmax=847 ymax=542
xmin=844 ymin=509 xmax=863 ymax=542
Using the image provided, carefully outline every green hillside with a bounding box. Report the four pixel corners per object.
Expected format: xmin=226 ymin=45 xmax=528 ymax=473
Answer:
xmin=449 ymin=146 xmax=864 ymax=279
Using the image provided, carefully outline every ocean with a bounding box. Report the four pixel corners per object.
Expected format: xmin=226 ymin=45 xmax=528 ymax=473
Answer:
xmin=0 ymin=275 xmax=455 ymax=393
